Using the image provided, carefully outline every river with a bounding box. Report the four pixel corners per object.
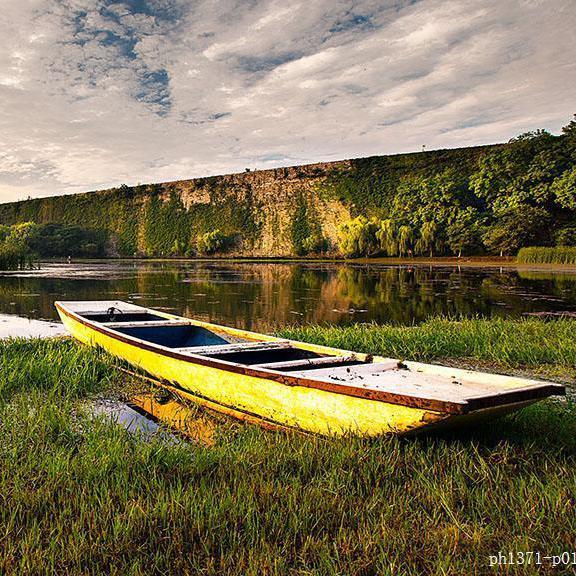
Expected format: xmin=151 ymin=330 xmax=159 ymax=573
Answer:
xmin=1 ymin=260 xmax=576 ymax=331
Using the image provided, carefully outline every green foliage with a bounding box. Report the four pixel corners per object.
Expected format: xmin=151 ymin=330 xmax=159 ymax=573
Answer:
xmin=0 ymin=116 xmax=575 ymax=258
xmin=414 ymin=220 xmax=438 ymax=257
xmin=0 ymin=222 xmax=38 ymax=270
xmin=301 ymin=232 xmax=328 ymax=254
xmin=290 ymin=193 xmax=311 ymax=256
xmin=196 ymin=229 xmax=230 ymax=255
xmin=482 ymin=206 xmax=550 ymax=255
xmin=375 ymin=219 xmax=398 ymax=256
xmin=331 ymin=116 xmax=576 ymax=258
xmin=0 ymin=244 xmax=33 ymax=271
xmin=471 ymin=130 xmax=564 ymax=212
xmin=561 ymin=113 xmax=576 ymax=158
xmin=555 ymin=225 xmax=576 ymax=247
xmin=446 ymin=208 xmax=483 ymax=257
xmin=30 ymin=223 xmax=108 ymax=257
xmin=396 ymin=225 xmax=413 ymax=257
xmin=338 ymin=216 xmax=380 ymax=257
xmin=289 ymin=193 xmax=326 ymax=256
xmin=517 ymin=246 xmax=576 ymax=265
xmin=552 ymin=166 xmax=576 ymax=210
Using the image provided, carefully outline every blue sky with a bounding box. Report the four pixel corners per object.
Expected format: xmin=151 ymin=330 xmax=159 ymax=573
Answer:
xmin=0 ymin=0 xmax=575 ymax=201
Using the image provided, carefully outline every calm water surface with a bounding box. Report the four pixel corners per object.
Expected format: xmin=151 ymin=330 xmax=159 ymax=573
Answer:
xmin=1 ymin=260 xmax=576 ymax=331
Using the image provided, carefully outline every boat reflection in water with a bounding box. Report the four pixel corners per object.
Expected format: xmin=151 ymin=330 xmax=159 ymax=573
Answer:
xmin=91 ymin=390 xmax=218 ymax=446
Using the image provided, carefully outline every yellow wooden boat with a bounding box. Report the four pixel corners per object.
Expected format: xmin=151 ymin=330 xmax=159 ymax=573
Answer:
xmin=55 ymin=300 xmax=565 ymax=436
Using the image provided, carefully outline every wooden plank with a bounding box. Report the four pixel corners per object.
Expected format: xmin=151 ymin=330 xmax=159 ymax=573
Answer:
xmin=464 ymin=383 xmax=565 ymax=410
xmin=255 ymin=355 xmax=362 ymax=370
xmin=61 ymin=300 xmax=147 ymax=314
xmin=176 ymin=340 xmax=292 ymax=356
xmin=103 ymin=320 xmax=193 ymax=329
xmin=290 ymin=361 xmax=400 ymax=379
xmin=293 ymin=364 xmax=564 ymax=407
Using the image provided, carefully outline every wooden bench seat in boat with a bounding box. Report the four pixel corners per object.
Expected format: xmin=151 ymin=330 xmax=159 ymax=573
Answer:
xmin=254 ymin=355 xmax=369 ymax=371
xmin=103 ymin=320 xmax=193 ymax=329
xmin=175 ymin=340 xmax=293 ymax=356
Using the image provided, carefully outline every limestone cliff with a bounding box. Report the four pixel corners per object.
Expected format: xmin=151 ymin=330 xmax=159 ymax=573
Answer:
xmin=0 ymin=145 xmax=495 ymax=257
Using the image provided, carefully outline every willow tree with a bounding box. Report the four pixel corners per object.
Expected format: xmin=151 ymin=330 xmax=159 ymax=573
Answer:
xmin=415 ymin=221 xmax=438 ymax=257
xmin=376 ymin=219 xmax=398 ymax=256
xmin=338 ymin=216 xmax=379 ymax=257
xmin=397 ymin=225 xmax=412 ymax=257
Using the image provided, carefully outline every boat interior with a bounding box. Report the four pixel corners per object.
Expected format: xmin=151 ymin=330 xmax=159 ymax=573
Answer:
xmin=62 ymin=301 xmax=564 ymax=409
xmin=80 ymin=306 xmax=369 ymax=373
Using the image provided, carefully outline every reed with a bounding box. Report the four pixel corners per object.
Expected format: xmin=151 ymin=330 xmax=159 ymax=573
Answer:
xmin=0 ymin=245 xmax=36 ymax=271
xmin=1 ymin=327 xmax=575 ymax=575
xmin=517 ymin=246 xmax=576 ymax=265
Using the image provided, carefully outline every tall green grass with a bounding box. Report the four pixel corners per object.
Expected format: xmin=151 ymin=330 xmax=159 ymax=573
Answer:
xmin=1 ymin=331 xmax=575 ymax=575
xmin=517 ymin=246 xmax=576 ymax=265
xmin=278 ymin=317 xmax=576 ymax=379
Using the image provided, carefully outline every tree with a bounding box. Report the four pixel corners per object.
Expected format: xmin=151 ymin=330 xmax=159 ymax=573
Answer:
xmin=5 ymin=222 xmax=38 ymax=250
xmin=471 ymin=130 xmax=566 ymax=216
xmin=0 ymin=222 xmax=38 ymax=270
xmin=376 ymin=219 xmax=398 ymax=256
xmin=397 ymin=225 xmax=413 ymax=257
xmin=197 ymin=229 xmax=228 ymax=255
xmin=338 ymin=216 xmax=379 ymax=257
xmin=446 ymin=209 xmax=483 ymax=257
xmin=482 ymin=206 xmax=550 ymax=255
xmin=561 ymin=114 xmax=576 ymax=158
xmin=302 ymin=233 xmax=328 ymax=254
xmin=555 ymin=226 xmax=576 ymax=247
xmin=415 ymin=221 xmax=438 ymax=257
xmin=170 ymin=239 xmax=184 ymax=257
xmin=0 ymin=225 xmax=10 ymax=243
xmin=552 ymin=166 xmax=576 ymax=210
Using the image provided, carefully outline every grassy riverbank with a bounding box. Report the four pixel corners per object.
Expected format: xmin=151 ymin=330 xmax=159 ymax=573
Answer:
xmin=1 ymin=321 xmax=575 ymax=575
xmin=278 ymin=317 xmax=576 ymax=383
xmin=518 ymin=246 xmax=576 ymax=265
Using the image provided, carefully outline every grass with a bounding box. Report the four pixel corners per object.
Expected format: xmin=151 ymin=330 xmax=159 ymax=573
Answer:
xmin=1 ymin=322 xmax=576 ymax=575
xmin=517 ymin=246 xmax=576 ymax=265
xmin=278 ymin=317 xmax=576 ymax=382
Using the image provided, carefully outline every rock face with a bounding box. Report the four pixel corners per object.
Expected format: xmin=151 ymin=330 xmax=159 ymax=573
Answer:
xmin=0 ymin=146 xmax=493 ymax=257
xmin=170 ymin=161 xmax=353 ymax=256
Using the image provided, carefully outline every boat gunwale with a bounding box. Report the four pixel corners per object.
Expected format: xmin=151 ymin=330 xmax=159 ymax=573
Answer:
xmin=54 ymin=301 xmax=565 ymax=416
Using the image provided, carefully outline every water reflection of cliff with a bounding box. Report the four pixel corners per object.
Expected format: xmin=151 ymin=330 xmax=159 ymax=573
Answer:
xmin=1 ymin=261 xmax=576 ymax=330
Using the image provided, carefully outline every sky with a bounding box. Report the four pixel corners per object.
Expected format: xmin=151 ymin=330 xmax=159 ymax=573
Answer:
xmin=0 ymin=0 xmax=575 ymax=202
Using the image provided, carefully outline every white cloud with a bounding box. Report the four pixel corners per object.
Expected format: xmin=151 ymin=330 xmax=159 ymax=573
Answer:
xmin=0 ymin=0 xmax=574 ymax=202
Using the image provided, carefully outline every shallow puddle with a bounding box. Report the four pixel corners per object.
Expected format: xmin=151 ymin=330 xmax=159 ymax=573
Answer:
xmin=90 ymin=391 xmax=217 ymax=445
xmin=130 ymin=393 xmax=217 ymax=444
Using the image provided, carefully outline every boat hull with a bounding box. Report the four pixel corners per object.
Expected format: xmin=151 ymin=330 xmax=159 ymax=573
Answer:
xmin=56 ymin=301 xmax=563 ymax=436
xmin=58 ymin=309 xmax=452 ymax=435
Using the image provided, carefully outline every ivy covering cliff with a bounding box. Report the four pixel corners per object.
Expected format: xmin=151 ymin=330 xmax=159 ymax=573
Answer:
xmin=0 ymin=116 xmax=574 ymax=258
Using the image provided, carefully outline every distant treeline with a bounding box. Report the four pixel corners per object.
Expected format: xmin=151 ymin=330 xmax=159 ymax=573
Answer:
xmin=0 ymin=115 xmax=574 ymax=259
xmin=0 ymin=222 xmax=107 ymax=270
xmin=0 ymin=223 xmax=37 ymax=270
xmin=333 ymin=115 xmax=576 ymax=257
